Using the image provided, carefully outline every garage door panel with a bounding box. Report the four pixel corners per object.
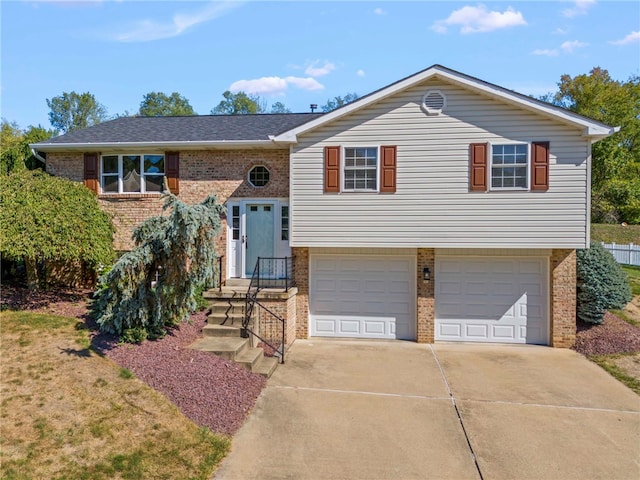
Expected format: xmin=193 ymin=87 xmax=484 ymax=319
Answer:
xmin=493 ymin=325 xmax=516 ymax=339
xmin=435 ymin=257 xmax=548 ymax=345
xmin=520 ymin=261 xmax=543 ymax=274
xmin=310 ymin=254 xmax=416 ymax=340
xmin=466 ymin=324 xmax=489 ymax=338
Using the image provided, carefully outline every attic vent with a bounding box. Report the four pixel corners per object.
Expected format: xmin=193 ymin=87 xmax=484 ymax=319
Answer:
xmin=421 ymin=90 xmax=446 ymax=116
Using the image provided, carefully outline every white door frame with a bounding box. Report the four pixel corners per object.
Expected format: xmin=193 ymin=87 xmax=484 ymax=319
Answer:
xmin=227 ymin=199 xmax=287 ymax=279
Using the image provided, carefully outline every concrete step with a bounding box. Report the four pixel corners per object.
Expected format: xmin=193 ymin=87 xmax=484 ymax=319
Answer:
xmin=236 ymin=347 xmax=263 ymax=371
xmin=253 ymin=356 xmax=279 ymax=378
xmin=207 ymin=312 xmax=246 ymax=326
xmin=225 ymin=278 xmax=251 ymax=287
xmin=189 ymin=337 xmax=248 ymax=361
xmin=209 ymin=302 xmax=246 ymax=314
xmin=202 ymin=324 xmax=243 ymax=338
xmin=203 ymin=289 xmax=248 ymax=300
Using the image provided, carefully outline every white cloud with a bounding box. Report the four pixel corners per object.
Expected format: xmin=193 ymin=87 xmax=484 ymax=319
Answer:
xmin=432 ymin=5 xmax=526 ymax=34
xmin=111 ymin=1 xmax=240 ymax=43
xmin=553 ymin=27 xmax=568 ymax=35
xmin=562 ymin=0 xmax=596 ymax=18
xmin=610 ymin=31 xmax=640 ymax=45
xmin=304 ymin=62 xmax=336 ymax=77
xmin=229 ymin=76 xmax=324 ymax=95
xmin=560 ymin=40 xmax=588 ymax=53
xmin=357 ymin=69 xmax=366 ymax=77
xmin=532 ymin=49 xmax=559 ymax=57
xmin=286 ymin=77 xmax=324 ymax=90
xmin=531 ymin=39 xmax=588 ymax=57
xmin=373 ymin=7 xmax=386 ymax=15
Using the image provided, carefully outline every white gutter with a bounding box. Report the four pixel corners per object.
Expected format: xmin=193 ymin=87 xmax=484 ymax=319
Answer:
xmin=30 ymin=147 xmax=47 ymax=164
xmin=29 ymin=139 xmax=296 ymax=152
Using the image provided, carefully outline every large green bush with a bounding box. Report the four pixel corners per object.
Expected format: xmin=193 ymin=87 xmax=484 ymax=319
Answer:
xmin=0 ymin=170 xmax=115 ymax=289
xmin=576 ymin=242 xmax=632 ymax=324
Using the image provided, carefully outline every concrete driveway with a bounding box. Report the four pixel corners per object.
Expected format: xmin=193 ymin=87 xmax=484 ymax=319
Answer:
xmin=214 ymin=340 xmax=640 ymax=480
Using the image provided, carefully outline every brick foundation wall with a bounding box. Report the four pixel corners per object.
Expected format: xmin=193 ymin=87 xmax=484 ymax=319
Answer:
xmin=417 ymin=248 xmax=435 ymax=343
xmin=292 ymin=247 xmax=309 ymax=339
xmin=47 ymin=149 xmax=290 ymax=252
xmin=256 ymin=291 xmax=297 ymax=348
xmin=550 ymin=249 xmax=577 ymax=348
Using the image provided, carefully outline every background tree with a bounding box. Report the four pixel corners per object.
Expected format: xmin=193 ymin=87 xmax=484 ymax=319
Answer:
xmin=270 ymin=101 xmax=291 ymax=114
xmin=138 ymin=91 xmax=196 ymax=116
xmin=93 ymin=194 xmax=223 ymax=341
xmin=321 ymin=93 xmax=359 ymax=112
xmin=211 ymin=91 xmax=266 ymax=115
xmin=0 ymin=170 xmax=115 ymax=289
xmin=1 ymin=121 xmax=55 ymax=175
xmin=47 ymin=91 xmax=108 ymax=133
xmin=542 ymin=68 xmax=640 ymax=223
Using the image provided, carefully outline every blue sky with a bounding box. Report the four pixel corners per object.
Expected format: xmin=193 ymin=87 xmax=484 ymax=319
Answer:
xmin=2 ymin=0 xmax=639 ymax=130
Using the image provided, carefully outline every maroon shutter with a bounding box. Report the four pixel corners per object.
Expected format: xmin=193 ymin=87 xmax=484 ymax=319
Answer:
xmin=83 ymin=153 xmax=99 ymax=194
xmin=324 ymin=146 xmax=340 ymax=193
xmin=380 ymin=146 xmax=397 ymax=193
xmin=531 ymin=141 xmax=550 ymax=191
xmin=469 ymin=143 xmax=488 ymax=191
xmin=165 ymin=151 xmax=180 ymax=194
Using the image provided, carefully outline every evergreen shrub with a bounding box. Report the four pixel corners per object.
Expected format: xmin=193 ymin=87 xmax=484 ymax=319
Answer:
xmin=576 ymin=242 xmax=632 ymax=324
xmin=93 ymin=194 xmax=223 ymax=341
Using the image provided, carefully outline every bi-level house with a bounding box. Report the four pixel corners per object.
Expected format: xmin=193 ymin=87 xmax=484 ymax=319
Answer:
xmin=33 ymin=65 xmax=616 ymax=349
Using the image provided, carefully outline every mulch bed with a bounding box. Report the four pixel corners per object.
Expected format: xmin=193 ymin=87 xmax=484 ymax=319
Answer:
xmin=1 ymin=284 xmax=265 ymax=436
xmin=574 ymin=312 xmax=640 ymax=356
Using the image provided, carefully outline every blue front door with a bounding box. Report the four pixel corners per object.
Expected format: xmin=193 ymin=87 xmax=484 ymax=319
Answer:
xmin=245 ymin=204 xmax=275 ymax=277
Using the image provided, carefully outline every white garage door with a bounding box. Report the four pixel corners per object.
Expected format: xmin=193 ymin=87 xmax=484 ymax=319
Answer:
xmin=310 ymin=255 xmax=416 ymax=340
xmin=435 ymin=257 xmax=548 ymax=344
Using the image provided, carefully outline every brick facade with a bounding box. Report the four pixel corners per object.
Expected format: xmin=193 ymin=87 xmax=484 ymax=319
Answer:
xmin=256 ymin=289 xmax=298 ymax=348
xmin=416 ymin=248 xmax=435 ymax=343
xmin=46 ymin=149 xmax=290 ymax=252
xmin=292 ymin=247 xmax=309 ymax=339
xmin=550 ymin=249 xmax=577 ymax=348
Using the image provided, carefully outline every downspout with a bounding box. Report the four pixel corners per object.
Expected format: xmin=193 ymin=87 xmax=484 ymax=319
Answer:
xmin=30 ymin=147 xmax=47 ymax=165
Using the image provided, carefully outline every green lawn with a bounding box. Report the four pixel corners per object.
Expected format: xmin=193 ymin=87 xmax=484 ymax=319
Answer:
xmin=622 ymin=265 xmax=640 ymax=296
xmin=0 ymin=310 xmax=229 ymax=480
xmin=591 ymin=224 xmax=640 ymax=244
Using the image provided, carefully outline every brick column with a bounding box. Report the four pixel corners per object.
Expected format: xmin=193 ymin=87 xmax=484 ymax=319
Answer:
xmin=417 ymin=248 xmax=435 ymax=343
xmin=292 ymin=247 xmax=309 ymax=339
xmin=550 ymin=249 xmax=576 ymax=348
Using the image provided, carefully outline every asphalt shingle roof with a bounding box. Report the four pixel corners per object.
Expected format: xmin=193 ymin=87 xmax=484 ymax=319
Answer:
xmin=35 ymin=113 xmax=325 ymax=145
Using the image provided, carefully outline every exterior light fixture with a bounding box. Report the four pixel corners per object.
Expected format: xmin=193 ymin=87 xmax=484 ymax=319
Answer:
xmin=423 ymin=267 xmax=431 ymax=282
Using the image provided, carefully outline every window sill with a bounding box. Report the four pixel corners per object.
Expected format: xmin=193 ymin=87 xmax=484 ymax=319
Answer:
xmin=98 ymin=193 xmax=164 ymax=199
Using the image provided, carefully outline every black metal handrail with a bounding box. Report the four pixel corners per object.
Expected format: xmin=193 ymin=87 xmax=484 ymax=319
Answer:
xmin=242 ymin=257 xmax=293 ymax=364
xmin=217 ymin=255 xmax=225 ymax=292
xmin=249 ymin=257 xmax=294 ymax=291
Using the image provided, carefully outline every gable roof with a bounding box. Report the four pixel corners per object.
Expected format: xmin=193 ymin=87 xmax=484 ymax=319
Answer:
xmin=32 ymin=64 xmax=617 ymax=154
xmin=32 ymin=113 xmax=324 ymax=151
xmin=272 ymin=64 xmax=618 ymax=142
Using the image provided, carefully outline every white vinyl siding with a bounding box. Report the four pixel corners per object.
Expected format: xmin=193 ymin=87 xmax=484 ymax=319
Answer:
xmin=290 ymin=79 xmax=589 ymax=249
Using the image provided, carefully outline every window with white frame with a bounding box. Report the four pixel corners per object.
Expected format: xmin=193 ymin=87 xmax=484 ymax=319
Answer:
xmin=344 ymin=147 xmax=378 ymax=191
xmin=101 ymin=154 xmax=165 ymax=193
xmin=491 ymin=144 xmax=528 ymax=189
xmin=281 ymin=205 xmax=289 ymax=241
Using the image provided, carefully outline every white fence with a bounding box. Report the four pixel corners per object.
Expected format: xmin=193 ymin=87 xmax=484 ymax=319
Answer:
xmin=601 ymin=242 xmax=640 ymax=266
